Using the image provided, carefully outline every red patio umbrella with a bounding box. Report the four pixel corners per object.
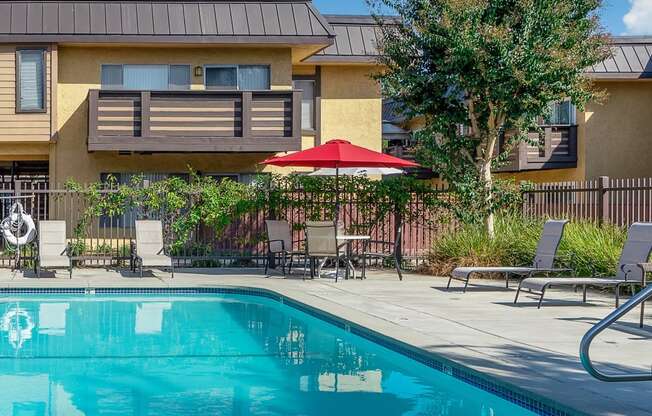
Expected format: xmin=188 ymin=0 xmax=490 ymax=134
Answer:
xmin=261 ymin=139 xmax=419 ymax=219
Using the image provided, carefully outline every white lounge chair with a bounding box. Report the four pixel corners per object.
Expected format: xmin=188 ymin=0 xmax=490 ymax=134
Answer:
xmin=36 ymin=220 xmax=72 ymax=278
xmin=448 ymin=220 xmax=570 ymax=292
xmin=132 ymin=220 xmax=174 ymax=278
xmin=516 ymin=222 xmax=652 ymax=308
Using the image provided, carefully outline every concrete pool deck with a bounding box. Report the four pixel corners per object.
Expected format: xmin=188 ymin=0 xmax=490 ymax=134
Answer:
xmin=0 ymin=267 xmax=649 ymax=416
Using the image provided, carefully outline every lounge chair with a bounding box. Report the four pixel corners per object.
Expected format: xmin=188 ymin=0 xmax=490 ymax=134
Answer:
xmin=132 ymin=220 xmax=174 ymax=278
xmin=448 ymin=219 xmax=570 ymax=292
xmin=264 ymin=220 xmax=304 ymax=277
xmin=515 ymin=222 xmax=652 ymax=308
xmin=303 ymin=221 xmax=349 ymax=281
xmin=36 ymin=220 xmax=72 ymax=278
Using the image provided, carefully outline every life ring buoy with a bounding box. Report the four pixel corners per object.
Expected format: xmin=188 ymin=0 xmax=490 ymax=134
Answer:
xmin=1 ymin=202 xmax=37 ymax=247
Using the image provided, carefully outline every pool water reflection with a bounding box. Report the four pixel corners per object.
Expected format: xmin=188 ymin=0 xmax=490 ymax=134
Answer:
xmin=0 ymin=294 xmax=536 ymax=415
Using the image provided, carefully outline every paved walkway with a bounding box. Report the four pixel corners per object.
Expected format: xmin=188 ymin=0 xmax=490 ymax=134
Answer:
xmin=0 ymin=267 xmax=650 ymax=416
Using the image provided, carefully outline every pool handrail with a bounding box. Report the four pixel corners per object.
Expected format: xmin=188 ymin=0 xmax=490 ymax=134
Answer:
xmin=580 ymin=262 xmax=652 ymax=382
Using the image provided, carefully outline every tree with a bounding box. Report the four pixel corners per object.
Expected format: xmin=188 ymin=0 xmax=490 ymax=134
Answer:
xmin=371 ymin=0 xmax=609 ymax=237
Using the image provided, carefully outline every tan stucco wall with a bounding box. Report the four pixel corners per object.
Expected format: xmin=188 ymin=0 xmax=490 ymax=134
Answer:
xmin=582 ymin=81 xmax=652 ymax=180
xmin=54 ymin=46 xmax=297 ymax=184
xmin=52 ymin=47 xmax=383 ymax=184
xmin=320 ymin=65 xmax=382 ymax=151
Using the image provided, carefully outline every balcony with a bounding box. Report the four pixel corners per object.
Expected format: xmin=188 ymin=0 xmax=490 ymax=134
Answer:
xmin=87 ymin=89 xmax=302 ymax=153
xmin=495 ymin=125 xmax=578 ymax=172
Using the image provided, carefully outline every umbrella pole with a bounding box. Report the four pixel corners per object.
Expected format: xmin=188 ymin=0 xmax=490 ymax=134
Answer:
xmin=335 ymin=166 xmax=340 ymax=223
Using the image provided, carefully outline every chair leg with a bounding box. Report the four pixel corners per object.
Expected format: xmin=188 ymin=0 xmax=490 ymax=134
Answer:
xmin=615 ymin=285 xmax=620 ymax=308
xmin=537 ymin=289 xmax=546 ymax=309
xmin=641 ymin=298 xmax=646 ymax=328
xmin=446 ymin=276 xmax=453 ymax=290
xmin=264 ymin=251 xmax=269 ymax=276
xmin=170 ymin=262 xmax=175 ymax=279
xmin=462 ymin=276 xmax=470 ymax=293
xmin=288 ymin=255 xmax=294 ymax=275
xmin=362 ymin=253 xmax=367 ymax=280
xmin=140 ymin=262 xmax=143 ymax=279
xmin=582 ymin=284 xmax=587 ymax=303
xmin=303 ymin=256 xmax=308 ymax=281
xmin=505 ymin=273 xmax=509 ymax=289
xmin=514 ymin=285 xmax=522 ymax=304
xmin=281 ymin=254 xmax=286 ymax=277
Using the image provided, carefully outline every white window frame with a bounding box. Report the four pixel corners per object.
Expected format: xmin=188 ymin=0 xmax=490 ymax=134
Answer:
xmin=100 ymin=64 xmax=192 ymax=90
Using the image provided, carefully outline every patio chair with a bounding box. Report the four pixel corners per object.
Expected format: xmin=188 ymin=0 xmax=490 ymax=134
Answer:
xmin=361 ymin=224 xmax=403 ymax=281
xmin=264 ymin=220 xmax=305 ymax=277
xmin=132 ymin=220 xmax=174 ymax=278
xmin=36 ymin=220 xmax=72 ymax=278
xmin=303 ymin=221 xmax=349 ymax=282
xmin=448 ymin=219 xmax=570 ymax=292
xmin=515 ymin=222 xmax=652 ymax=308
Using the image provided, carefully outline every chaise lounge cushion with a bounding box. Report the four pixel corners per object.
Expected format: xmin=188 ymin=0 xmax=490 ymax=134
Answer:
xmin=140 ymin=254 xmax=172 ymax=268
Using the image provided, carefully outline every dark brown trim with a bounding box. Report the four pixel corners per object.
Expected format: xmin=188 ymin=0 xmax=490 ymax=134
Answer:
xmin=88 ymin=137 xmax=301 ymax=153
xmin=15 ymin=47 xmax=47 ymax=114
xmin=0 ymin=34 xmax=335 ymax=46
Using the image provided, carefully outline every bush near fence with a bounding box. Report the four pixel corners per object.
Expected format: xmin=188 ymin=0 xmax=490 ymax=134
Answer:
xmin=0 ymin=178 xmax=454 ymax=270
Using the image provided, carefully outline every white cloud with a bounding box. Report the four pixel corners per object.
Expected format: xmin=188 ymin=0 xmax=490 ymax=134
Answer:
xmin=624 ymin=0 xmax=652 ymax=35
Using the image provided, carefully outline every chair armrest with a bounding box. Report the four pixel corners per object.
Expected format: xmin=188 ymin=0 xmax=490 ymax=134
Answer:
xmin=622 ymin=263 xmax=652 ymax=282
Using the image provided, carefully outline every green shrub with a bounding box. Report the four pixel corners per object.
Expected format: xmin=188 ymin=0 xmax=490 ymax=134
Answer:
xmin=427 ymin=215 xmax=627 ymax=277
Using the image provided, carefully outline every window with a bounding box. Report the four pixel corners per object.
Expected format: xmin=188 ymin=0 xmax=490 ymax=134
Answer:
xmin=204 ymin=65 xmax=270 ymax=90
xmin=16 ymin=49 xmax=46 ymax=112
xmin=293 ymin=79 xmax=315 ymax=130
xmin=100 ymin=65 xmax=191 ymax=90
xmin=543 ymin=100 xmax=576 ymax=126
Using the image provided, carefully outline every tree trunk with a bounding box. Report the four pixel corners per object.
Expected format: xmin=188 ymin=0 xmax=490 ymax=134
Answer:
xmin=481 ymin=133 xmax=498 ymax=239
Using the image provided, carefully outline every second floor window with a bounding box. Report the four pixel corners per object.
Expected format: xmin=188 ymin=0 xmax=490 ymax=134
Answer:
xmin=101 ymin=64 xmax=191 ymax=90
xmin=16 ymin=49 xmax=46 ymax=112
xmin=543 ymin=100 xmax=576 ymax=126
xmin=204 ymin=65 xmax=270 ymax=90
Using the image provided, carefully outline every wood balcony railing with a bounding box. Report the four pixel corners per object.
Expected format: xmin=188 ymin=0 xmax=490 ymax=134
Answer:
xmin=87 ymin=89 xmax=302 ymax=153
xmin=495 ymin=125 xmax=578 ymax=172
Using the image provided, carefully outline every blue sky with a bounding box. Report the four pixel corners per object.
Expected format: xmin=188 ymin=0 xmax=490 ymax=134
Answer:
xmin=314 ymin=0 xmax=652 ymax=36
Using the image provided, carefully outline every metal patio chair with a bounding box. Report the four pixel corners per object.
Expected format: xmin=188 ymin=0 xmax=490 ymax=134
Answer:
xmin=264 ymin=219 xmax=305 ymax=277
xmin=516 ymin=222 xmax=652 ymax=308
xmin=448 ymin=219 xmax=571 ymax=292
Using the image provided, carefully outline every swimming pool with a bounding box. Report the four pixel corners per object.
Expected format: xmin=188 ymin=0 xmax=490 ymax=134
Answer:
xmin=0 ymin=289 xmax=561 ymax=415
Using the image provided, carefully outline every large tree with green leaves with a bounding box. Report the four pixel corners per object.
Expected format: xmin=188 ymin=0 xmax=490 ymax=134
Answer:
xmin=371 ymin=0 xmax=609 ymax=236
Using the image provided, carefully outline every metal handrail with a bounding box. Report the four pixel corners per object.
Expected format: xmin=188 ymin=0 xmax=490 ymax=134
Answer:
xmin=580 ymin=265 xmax=652 ymax=382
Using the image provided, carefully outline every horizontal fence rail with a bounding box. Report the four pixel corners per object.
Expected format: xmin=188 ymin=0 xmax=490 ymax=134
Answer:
xmin=522 ymin=176 xmax=652 ymax=227
xmin=0 ymin=181 xmax=452 ymax=271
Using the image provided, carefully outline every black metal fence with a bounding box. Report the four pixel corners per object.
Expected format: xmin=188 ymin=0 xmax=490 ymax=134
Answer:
xmin=0 ymin=180 xmax=453 ymax=270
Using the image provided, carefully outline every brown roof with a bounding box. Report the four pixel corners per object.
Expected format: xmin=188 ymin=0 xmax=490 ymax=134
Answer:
xmin=303 ymin=15 xmax=396 ymax=63
xmin=0 ymin=1 xmax=334 ymax=44
xmin=587 ymin=37 xmax=652 ymax=79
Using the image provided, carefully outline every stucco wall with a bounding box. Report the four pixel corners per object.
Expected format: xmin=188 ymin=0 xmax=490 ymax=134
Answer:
xmin=54 ymin=46 xmax=296 ymax=184
xmin=583 ymin=81 xmax=652 ymax=180
xmin=320 ymin=66 xmax=381 ymax=151
xmin=53 ymin=47 xmax=383 ymax=184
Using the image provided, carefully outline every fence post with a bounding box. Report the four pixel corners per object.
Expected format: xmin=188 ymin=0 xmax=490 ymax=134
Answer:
xmin=597 ymin=176 xmax=610 ymax=226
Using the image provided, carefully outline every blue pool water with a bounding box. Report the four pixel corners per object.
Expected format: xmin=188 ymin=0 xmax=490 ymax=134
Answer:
xmin=0 ymin=293 xmax=539 ymax=415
